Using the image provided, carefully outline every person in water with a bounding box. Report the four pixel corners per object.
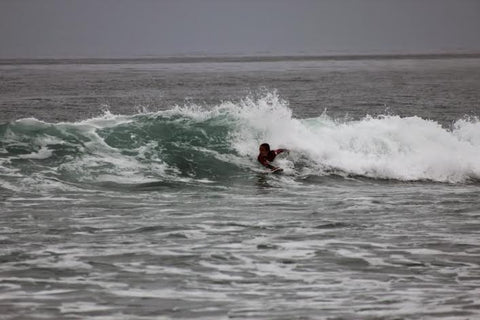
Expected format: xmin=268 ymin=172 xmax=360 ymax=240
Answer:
xmin=257 ymin=143 xmax=288 ymax=171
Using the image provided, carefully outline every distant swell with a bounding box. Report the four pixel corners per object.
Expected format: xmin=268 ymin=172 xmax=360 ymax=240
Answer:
xmin=1 ymin=92 xmax=480 ymax=193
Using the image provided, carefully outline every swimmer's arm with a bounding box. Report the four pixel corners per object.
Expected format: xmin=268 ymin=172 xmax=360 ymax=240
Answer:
xmin=258 ymin=156 xmax=276 ymax=170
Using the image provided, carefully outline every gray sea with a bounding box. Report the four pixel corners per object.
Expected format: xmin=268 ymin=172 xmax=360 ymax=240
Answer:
xmin=1 ymin=56 xmax=480 ymax=319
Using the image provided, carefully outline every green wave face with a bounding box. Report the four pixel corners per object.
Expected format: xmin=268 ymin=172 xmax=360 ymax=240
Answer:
xmin=0 ymin=110 xmax=249 ymax=191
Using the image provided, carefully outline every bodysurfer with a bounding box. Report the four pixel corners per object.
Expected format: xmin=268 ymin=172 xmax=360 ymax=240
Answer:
xmin=257 ymin=143 xmax=288 ymax=172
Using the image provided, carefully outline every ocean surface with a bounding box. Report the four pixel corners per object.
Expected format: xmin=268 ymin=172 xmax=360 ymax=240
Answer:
xmin=1 ymin=56 xmax=480 ymax=320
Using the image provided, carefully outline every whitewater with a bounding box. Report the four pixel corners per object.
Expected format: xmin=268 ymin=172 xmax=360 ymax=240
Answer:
xmin=1 ymin=57 xmax=480 ymax=320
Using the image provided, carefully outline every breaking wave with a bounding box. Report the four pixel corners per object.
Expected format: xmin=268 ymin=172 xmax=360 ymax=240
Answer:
xmin=1 ymin=92 xmax=480 ymax=193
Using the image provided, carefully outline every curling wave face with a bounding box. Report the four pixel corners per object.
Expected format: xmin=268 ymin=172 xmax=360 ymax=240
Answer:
xmin=1 ymin=92 xmax=480 ymax=193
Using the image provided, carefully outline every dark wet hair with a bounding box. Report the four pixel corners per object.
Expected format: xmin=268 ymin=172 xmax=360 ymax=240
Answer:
xmin=260 ymin=143 xmax=270 ymax=151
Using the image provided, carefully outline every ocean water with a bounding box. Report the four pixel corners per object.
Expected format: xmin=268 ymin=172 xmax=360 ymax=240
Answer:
xmin=1 ymin=57 xmax=480 ymax=320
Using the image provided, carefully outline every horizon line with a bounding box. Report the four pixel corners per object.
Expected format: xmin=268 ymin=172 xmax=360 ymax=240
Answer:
xmin=1 ymin=52 xmax=480 ymax=65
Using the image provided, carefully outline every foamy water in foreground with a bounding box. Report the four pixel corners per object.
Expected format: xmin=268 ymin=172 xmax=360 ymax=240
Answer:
xmin=1 ymin=57 xmax=480 ymax=319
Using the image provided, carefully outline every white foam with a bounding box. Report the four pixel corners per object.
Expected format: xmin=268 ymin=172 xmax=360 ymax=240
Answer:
xmin=18 ymin=146 xmax=53 ymax=160
xmin=453 ymin=117 xmax=480 ymax=146
xmin=209 ymin=93 xmax=480 ymax=183
xmin=60 ymin=301 xmax=115 ymax=313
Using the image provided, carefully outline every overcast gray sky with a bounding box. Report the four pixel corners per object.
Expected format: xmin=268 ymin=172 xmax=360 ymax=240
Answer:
xmin=1 ymin=0 xmax=479 ymax=58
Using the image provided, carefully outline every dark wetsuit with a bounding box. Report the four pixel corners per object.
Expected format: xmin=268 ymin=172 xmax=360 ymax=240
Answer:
xmin=257 ymin=149 xmax=286 ymax=170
